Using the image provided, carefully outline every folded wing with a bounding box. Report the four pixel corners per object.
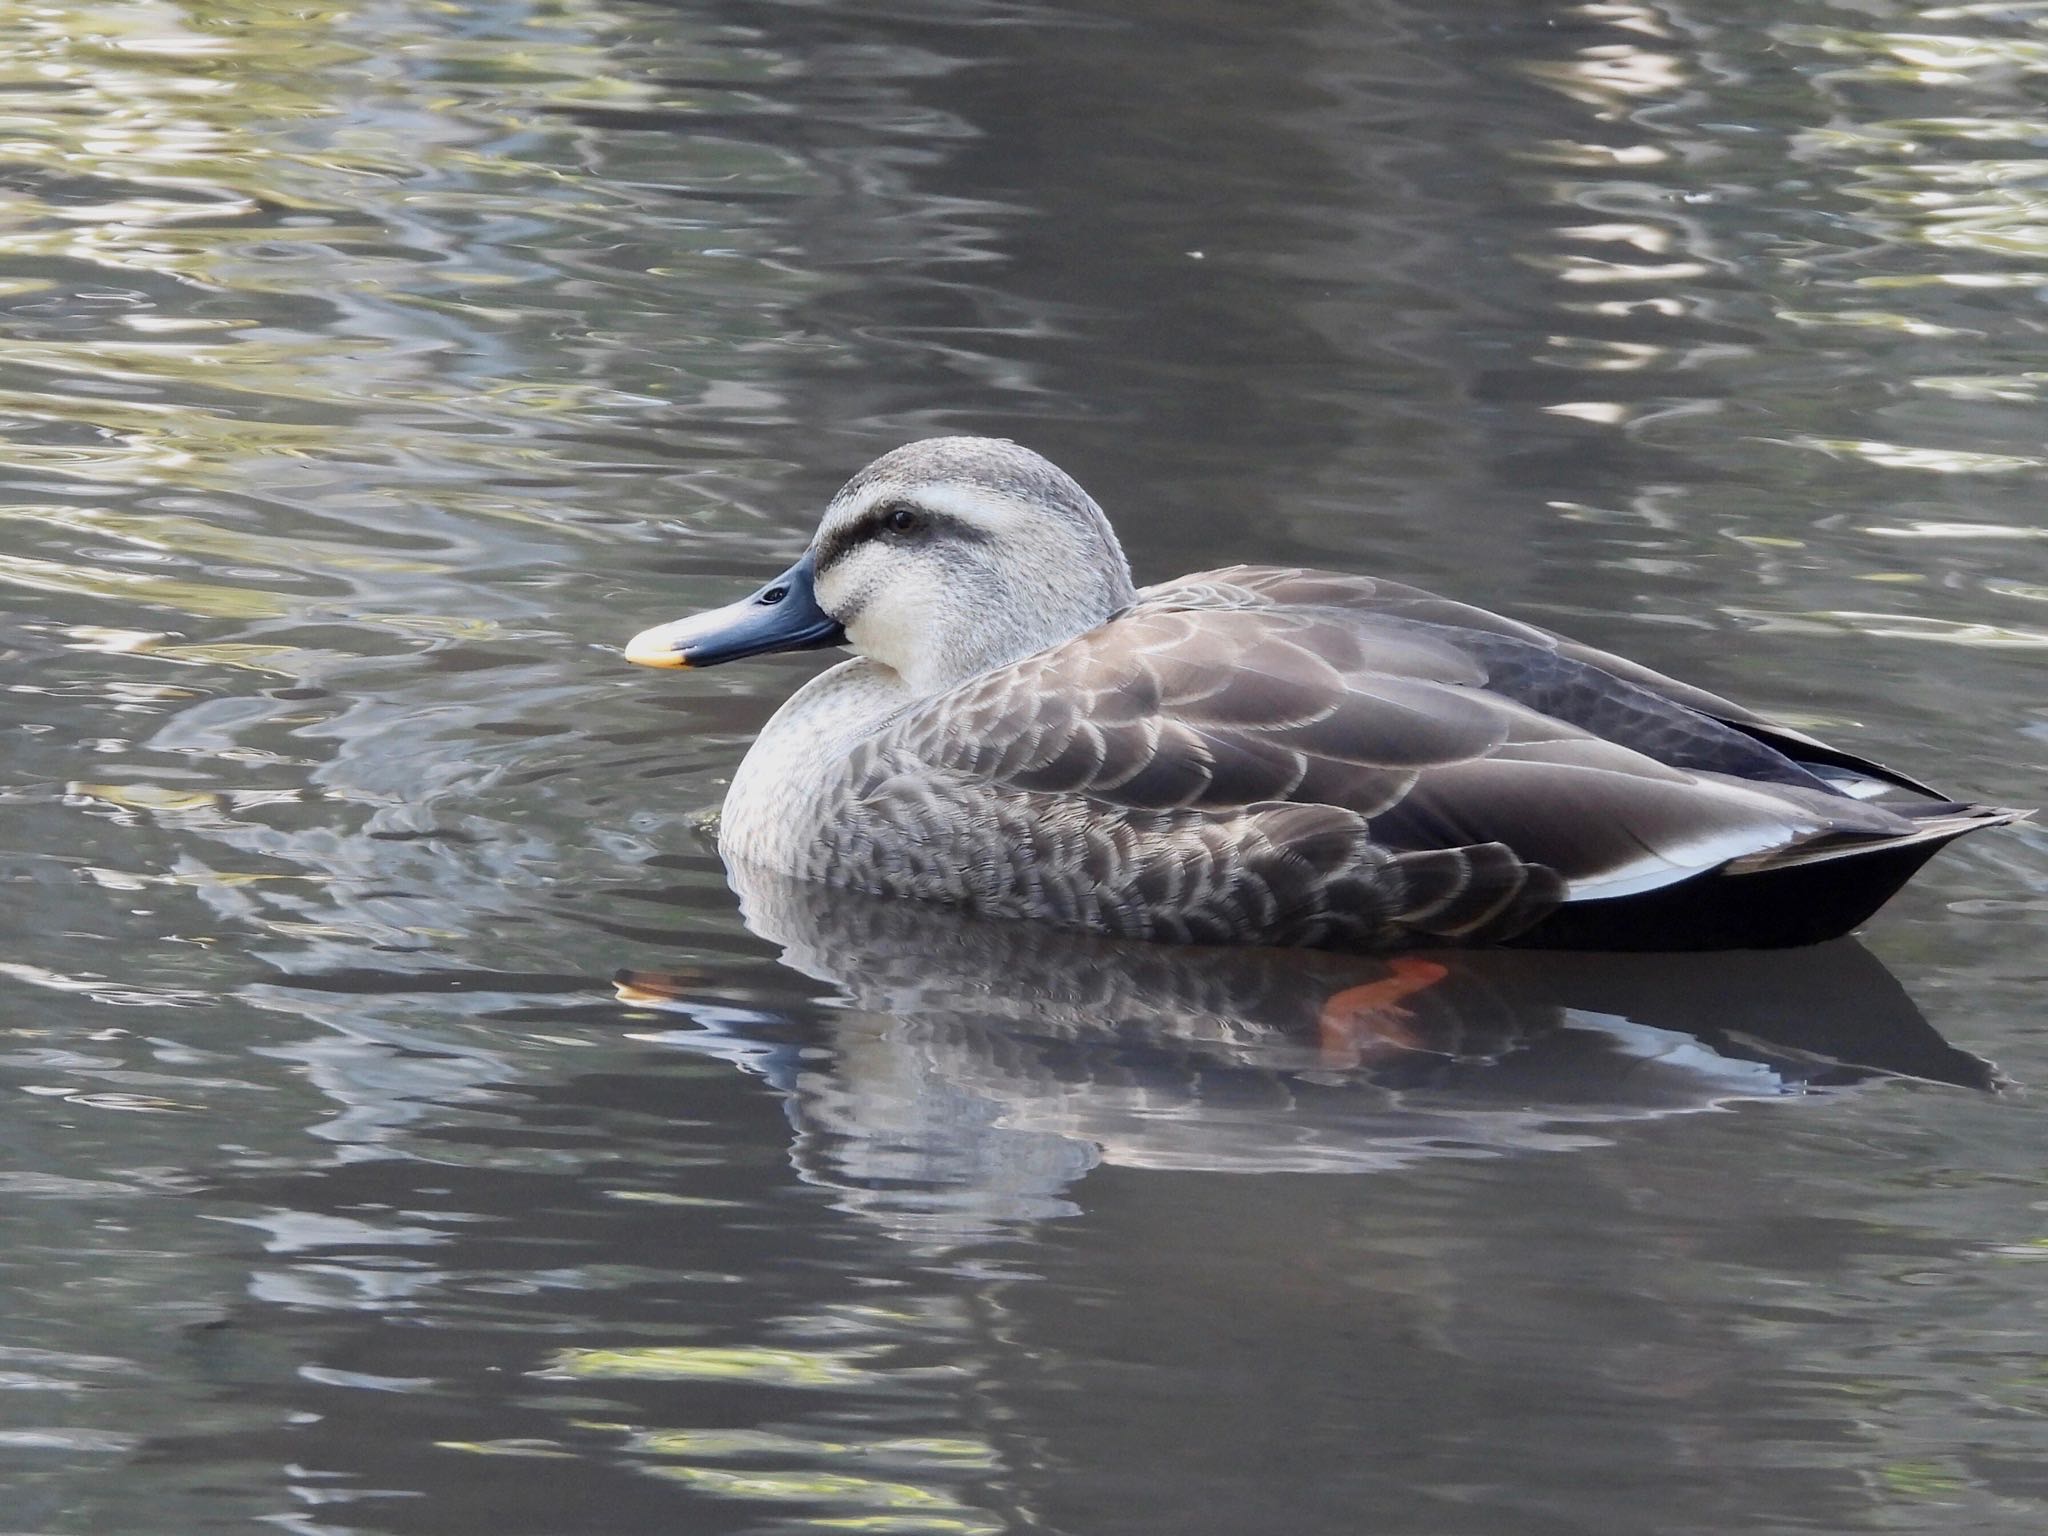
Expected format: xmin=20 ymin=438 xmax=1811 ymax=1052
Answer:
xmin=827 ymin=595 xmax=1945 ymax=949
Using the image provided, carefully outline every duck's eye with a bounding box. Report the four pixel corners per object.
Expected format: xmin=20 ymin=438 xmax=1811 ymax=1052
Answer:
xmin=884 ymin=504 xmax=924 ymax=535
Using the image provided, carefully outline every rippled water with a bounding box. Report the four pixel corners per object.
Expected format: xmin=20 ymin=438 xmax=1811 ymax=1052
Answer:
xmin=2 ymin=1 xmax=2046 ymax=1531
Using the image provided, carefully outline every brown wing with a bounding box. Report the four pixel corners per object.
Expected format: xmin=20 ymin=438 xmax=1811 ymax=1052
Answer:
xmin=1150 ymin=566 xmax=1943 ymax=795
xmin=818 ymin=604 xmax=1918 ymax=949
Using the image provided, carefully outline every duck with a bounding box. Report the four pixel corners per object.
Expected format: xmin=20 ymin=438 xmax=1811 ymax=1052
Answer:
xmin=624 ymin=437 xmax=2023 ymax=952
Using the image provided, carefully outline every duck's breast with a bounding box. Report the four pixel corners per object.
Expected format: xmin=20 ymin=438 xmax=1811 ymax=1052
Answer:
xmin=720 ymin=659 xmax=917 ymax=874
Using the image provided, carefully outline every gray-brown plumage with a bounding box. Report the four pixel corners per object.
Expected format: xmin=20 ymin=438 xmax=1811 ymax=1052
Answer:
xmin=625 ymin=438 xmax=2025 ymax=951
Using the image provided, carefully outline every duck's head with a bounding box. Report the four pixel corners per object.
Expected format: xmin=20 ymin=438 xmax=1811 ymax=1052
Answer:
xmin=625 ymin=437 xmax=1137 ymax=694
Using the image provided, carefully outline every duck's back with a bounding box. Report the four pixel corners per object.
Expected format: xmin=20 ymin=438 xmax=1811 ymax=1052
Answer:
xmin=1151 ymin=566 xmax=1938 ymax=796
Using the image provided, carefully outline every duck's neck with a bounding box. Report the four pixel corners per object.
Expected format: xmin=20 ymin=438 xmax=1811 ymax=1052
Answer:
xmin=719 ymin=657 xmax=916 ymax=873
xmin=894 ymin=576 xmax=1132 ymax=695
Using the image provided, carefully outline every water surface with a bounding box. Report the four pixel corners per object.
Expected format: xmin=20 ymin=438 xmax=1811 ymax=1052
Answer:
xmin=2 ymin=1 xmax=2046 ymax=1532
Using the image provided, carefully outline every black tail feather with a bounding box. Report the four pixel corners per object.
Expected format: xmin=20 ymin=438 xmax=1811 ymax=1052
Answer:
xmin=1510 ymin=807 xmax=2022 ymax=951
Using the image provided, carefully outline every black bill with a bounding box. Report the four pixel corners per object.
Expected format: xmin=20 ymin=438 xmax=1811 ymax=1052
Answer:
xmin=624 ymin=550 xmax=846 ymax=669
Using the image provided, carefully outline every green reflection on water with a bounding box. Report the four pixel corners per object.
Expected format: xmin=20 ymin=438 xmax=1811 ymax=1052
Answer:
xmin=542 ymin=1343 xmax=885 ymax=1388
xmin=0 ymin=0 xmax=826 ymax=643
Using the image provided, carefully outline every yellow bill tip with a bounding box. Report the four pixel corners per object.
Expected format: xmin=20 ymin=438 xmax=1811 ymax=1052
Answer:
xmin=623 ymin=625 xmax=692 ymax=668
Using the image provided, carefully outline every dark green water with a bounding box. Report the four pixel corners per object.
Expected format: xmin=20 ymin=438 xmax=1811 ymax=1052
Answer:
xmin=1 ymin=1 xmax=2044 ymax=1531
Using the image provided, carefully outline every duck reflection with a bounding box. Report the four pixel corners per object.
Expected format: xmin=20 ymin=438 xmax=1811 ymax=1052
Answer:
xmin=619 ymin=866 xmax=1996 ymax=1227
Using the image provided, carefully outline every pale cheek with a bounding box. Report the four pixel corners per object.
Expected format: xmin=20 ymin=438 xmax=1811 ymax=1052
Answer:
xmin=816 ymin=561 xmax=883 ymax=631
xmin=846 ymin=579 xmax=942 ymax=670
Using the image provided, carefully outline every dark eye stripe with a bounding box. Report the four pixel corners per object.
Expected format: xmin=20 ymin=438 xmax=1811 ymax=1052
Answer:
xmin=814 ymin=503 xmax=988 ymax=573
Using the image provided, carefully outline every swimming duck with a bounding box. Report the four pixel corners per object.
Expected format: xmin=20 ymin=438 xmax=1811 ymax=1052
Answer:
xmin=625 ymin=438 xmax=2022 ymax=951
